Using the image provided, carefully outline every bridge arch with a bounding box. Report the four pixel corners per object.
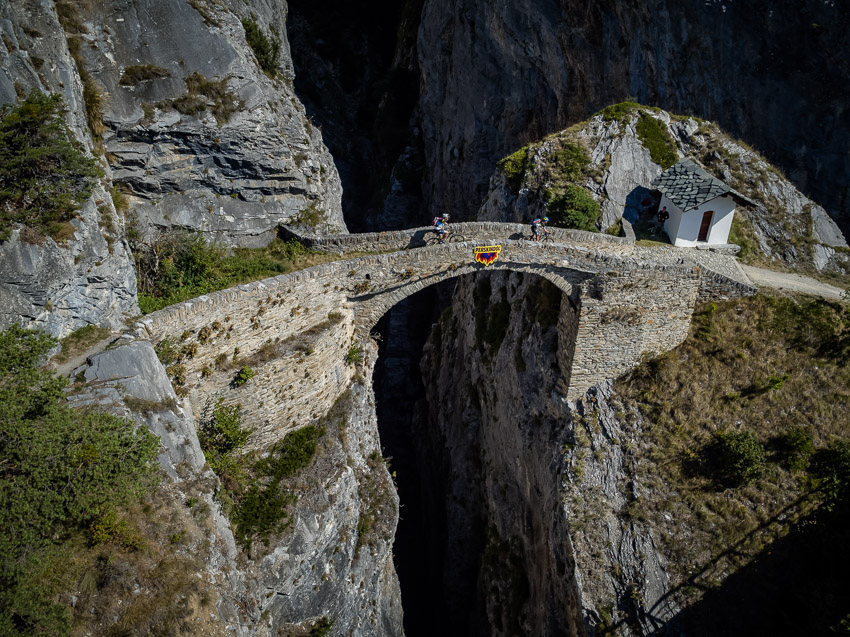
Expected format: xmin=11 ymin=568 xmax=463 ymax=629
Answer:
xmin=133 ymin=227 xmax=755 ymax=446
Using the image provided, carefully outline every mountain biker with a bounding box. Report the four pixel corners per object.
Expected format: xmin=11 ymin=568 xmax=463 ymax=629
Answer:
xmin=531 ymin=216 xmax=549 ymax=241
xmin=433 ymin=214 xmax=450 ymax=240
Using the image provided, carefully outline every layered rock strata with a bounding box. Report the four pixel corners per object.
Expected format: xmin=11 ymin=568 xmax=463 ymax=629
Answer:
xmin=0 ymin=1 xmax=139 ymax=336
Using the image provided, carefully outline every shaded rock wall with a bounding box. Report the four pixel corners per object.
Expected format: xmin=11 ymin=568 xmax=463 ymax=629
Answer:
xmin=414 ymin=0 xmax=850 ymax=229
xmin=414 ymin=271 xmax=684 ymax=635
xmin=413 ymin=271 xmax=584 ymax=635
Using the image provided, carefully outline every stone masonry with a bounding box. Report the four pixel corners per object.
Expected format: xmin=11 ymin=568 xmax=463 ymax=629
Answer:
xmin=135 ymin=223 xmax=756 ymax=445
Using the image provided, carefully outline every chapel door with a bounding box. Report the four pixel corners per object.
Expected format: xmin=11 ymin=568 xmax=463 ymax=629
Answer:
xmin=698 ymin=210 xmax=713 ymax=242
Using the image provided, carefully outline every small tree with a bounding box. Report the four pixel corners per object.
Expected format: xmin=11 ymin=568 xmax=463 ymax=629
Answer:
xmin=546 ymin=184 xmax=600 ymax=231
xmin=0 ymin=91 xmax=102 ymax=240
xmin=233 ymin=365 xmax=255 ymax=387
xmin=711 ymin=430 xmax=766 ymax=486
xmin=198 ymin=398 xmax=252 ymax=476
xmin=810 ymin=440 xmax=850 ymax=512
xmin=776 ymin=427 xmax=815 ymax=472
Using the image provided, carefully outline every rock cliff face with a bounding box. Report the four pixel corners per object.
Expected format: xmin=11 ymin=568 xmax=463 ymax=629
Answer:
xmin=70 ymin=338 xmax=404 ymax=636
xmin=0 ymin=0 xmax=346 ymax=337
xmin=414 ymin=0 xmax=850 ymax=230
xmin=392 ymin=272 xmax=583 ymax=635
xmin=405 ymin=271 xmax=681 ymax=635
xmin=0 ymin=1 xmax=138 ymax=336
xmin=81 ymin=0 xmax=346 ymax=245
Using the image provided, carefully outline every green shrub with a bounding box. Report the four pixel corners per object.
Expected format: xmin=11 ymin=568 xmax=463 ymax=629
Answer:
xmin=635 ymin=112 xmax=678 ymax=169
xmin=233 ymin=366 xmax=255 ymax=387
xmin=497 ymin=146 xmax=529 ymax=194
xmin=776 ymin=427 xmax=815 ymax=472
xmin=0 ymin=91 xmax=102 ymax=241
xmin=234 ymin=425 xmax=324 ymax=548
xmin=546 ymin=184 xmax=600 ymax=231
xmin=344 ymin=345 xmax=363 ymax=365
xmin=136 ymin=234 xmax=316 ymax=314
xmin=810 ymin=440 xmax=850 ymax=512
xmin=253 ymin=425 xmax=324 ymax=481
xmin=711 ymin=430 xmax=766 ymax=486
xmin=198 ymin=398 xmax=252 ymax=476
xmin=241 ymin=17 xmax=281 ymax=77
xmin=0 ymin=325 xmax=159 ymax=635
xmin=551 ymin=142 xmax=590 ymax=183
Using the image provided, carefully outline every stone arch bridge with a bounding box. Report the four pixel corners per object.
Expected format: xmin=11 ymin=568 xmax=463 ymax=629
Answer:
xmin=134 ymin=222 xmax=754 ymax=447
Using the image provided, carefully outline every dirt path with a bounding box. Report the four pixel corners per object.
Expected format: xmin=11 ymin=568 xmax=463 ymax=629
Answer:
xmin=52 ymin=333 xmax=119 ymax=378
xmin=739 ymin=264 xmax=846 ymax=301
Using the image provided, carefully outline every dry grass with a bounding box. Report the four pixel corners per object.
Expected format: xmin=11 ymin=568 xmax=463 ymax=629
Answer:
xmin=34 ymin=476 xmax=227 ymax=636
xmin=55 ymin=324 xmax=111 ymax=363
xmin=614 ymin=292 xmax=850 ymax=603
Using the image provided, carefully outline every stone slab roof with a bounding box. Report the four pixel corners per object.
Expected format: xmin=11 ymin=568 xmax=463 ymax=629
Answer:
xmin=651 ymin=158 xmax=751 ymax=212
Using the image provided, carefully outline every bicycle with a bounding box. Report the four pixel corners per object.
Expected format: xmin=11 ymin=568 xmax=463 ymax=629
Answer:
xmin=426 ymin=228 xmax=451 ymax=245
xmin=528 ymin=227 xmax=552 ymax=242
xmin=446 ymin=230 xmax=470 ymax=243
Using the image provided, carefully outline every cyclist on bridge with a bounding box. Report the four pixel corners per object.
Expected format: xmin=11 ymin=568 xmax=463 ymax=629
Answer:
xmin=432 ymin=213 xmax=451 ymax=241
xmin=531 ymin=216 xmax=549 ymax=241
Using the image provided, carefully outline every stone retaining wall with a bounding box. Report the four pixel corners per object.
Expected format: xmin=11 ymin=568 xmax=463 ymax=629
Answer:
xmin=567 ymin=269 xmax=701 ymax=399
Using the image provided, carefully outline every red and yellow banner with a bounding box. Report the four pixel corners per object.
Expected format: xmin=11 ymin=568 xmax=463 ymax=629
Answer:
xmin=473 ymin=245 xmax=502 ymax=266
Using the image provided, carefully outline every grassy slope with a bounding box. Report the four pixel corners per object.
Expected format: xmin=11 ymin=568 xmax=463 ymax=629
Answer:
xmin=136 ymin=236 xmax=368 ymax=314
xmin=611 ymin=292 xmax=850 ymax=624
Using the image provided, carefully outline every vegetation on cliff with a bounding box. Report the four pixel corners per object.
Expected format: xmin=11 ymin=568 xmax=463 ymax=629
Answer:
xmin=0 ymin=326 xmax=157 ymax=633
xmin=613 ymin=292 xmax=850 ymax=627
xmin=197 ymin=397 xmax=325 ymax=550
xmin=0 ymin=92 xmax=101 ymax=241
xmin=241 ymin=16 xmax=281 ymax=77
xmin=134 ymin=233 xmax=329 ymax=313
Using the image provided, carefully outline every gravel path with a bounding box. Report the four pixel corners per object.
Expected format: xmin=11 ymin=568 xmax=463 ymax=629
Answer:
xmin=739 ymin=264 xmax=846 ymax=300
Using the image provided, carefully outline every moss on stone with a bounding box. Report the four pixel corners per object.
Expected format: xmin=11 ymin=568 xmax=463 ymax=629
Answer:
xmin=635 ymin=112 xmax=678 ymax=169
xmin=497 ymin=146 xmax=529 ymax=194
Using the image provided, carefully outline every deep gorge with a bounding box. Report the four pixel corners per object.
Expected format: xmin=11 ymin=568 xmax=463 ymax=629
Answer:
xmin=372 ymin=273 xmax=584 ymax=635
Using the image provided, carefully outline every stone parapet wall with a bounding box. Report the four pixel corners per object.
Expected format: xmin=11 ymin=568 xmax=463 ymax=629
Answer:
xmin=286 ymin=222 xmax=633 ymax=254
xmin=135 ymin=265 xmax=357 ymax=450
